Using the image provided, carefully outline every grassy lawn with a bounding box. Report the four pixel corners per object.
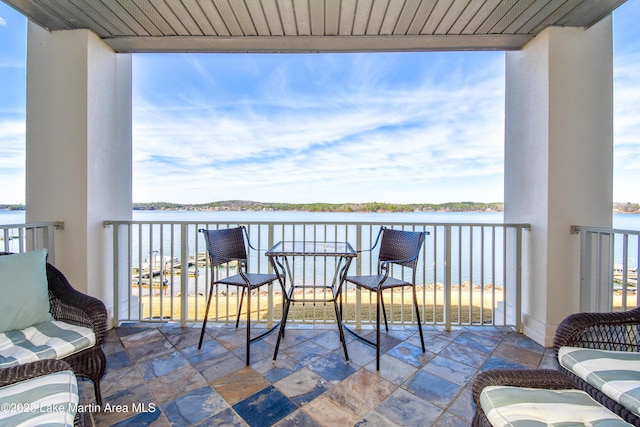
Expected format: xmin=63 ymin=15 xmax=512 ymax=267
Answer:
xmin=135 ymin=286 xmax=640 ymax=325
xmin=139 ymin=287 xmax=500 ymax=325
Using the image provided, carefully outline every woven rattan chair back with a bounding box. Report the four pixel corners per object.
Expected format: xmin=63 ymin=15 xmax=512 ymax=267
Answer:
xmin=201 ymin=227 xmax=247 ymax=268
xmin=378 ymin=228 xmax=426 ymax=269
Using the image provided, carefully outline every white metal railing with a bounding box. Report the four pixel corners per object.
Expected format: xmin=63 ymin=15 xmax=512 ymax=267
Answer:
xmin=105 ymin=220 xmax=530 ymax=331
xmin=572 ymin=225 xmax=640 ymax=312
xmin=0 ymin=221 xmax=63 ymax=263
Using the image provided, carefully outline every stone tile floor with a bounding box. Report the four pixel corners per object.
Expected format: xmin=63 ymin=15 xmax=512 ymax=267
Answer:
xmin=81 ymin=322 xmax=558 ymax=426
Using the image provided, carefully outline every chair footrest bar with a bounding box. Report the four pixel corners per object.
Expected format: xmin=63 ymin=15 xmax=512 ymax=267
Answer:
xmin=343 ymin=324 xmax=376 ymax=348
xmin=248 ymin=322 xmax=280 ymax=343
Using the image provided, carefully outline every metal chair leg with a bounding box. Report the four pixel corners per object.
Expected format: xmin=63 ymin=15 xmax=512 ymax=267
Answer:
xmin=273 ymin=291 xmax=292 ymax=360
xmin=236 ymin=288 xmax=246 ymax=328
xmin=245 ymin=289 xmax=251 ymax=365
xmin=376 ymin=291 xmax=382 ymax=371
xmin=413 ymin=285 xmax=425 ymax=352
xmin=199 ymin=281 xmax=215 ymax=349
xmin=332 ymin=299 xmax=349 ymax=361
xmin=280 ymin=296 xmax=291 ymax=338
xmin=380 ymin=292 xmax=390 ymax=331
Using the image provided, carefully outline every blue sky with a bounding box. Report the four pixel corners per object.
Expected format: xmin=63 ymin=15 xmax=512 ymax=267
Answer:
xmin=1 ymin=2 xmax=639 ymax=205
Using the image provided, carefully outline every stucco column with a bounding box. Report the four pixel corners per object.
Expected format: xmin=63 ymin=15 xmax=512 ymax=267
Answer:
xmin=25 ymin=22 xmax=132 ymax=322
xmin=505 ymin=17 xmax=613 ymax=346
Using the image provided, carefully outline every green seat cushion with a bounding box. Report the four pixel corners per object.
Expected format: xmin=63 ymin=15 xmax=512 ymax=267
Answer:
xmin=0 ymin=250 xmax=54 ymax=333
xmin=0 ymin=321 xmax=96 ymax=368
xmin=0 ymin=369 xmax=78 ymax=426
xmin=480 ymin=385 xmax=632 ymax=426
xmin=559 ymin=346 xmax=640 ymax=417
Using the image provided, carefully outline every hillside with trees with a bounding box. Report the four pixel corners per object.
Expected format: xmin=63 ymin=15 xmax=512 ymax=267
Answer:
xmin=132 ymin=201 xmax=504 ymax=213
xmin=4 ymin=202 xmax=637 ymax=213
xmin=614 ymin=203 xmax=640 ymax=213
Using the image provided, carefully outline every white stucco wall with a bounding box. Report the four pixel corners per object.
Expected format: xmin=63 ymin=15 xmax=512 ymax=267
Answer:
xmin=505 ymin=18 xmax=613 ymax=346
xmin=26 ymin=23 xmax=132 ymax=320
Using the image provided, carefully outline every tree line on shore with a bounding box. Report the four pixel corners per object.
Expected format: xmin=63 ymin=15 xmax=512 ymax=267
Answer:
xmin=614 ymin=203 xmax=640 ymax=213
xmin=3 ymin=202 xmax=639 ymax=213
xmin=132 ymin=201 xmax=640 ymax=213
xmin=132 ymin=200 xmax=504 ymax=212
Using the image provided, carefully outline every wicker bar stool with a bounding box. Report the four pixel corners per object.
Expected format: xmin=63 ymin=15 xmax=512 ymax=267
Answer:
xmin=198 ymin=226 xmax=282 ymax=366
xmin=344 ymin=227 xmax=428 ymax=370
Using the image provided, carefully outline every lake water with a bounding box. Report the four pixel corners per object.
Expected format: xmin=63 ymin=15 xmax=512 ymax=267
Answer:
xmin=2 ymin=208 xmax=639 ymax=228
xmin=2 ymin=209 xmax=639 ymax=296
xmin=0 ymin=209 xmax=640 ymax=230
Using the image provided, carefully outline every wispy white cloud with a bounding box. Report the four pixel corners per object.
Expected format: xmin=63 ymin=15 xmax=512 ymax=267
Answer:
xmin=0 ymin=119 xmax=25 ymax=160
xmin=0 ymin=57 xmax=25 ymax=68
xmin=132 ymin=53 xmax=505 ymax=204
xmin=0 ymin=1 xmax=636 ymax=206
xmin=0 ymin=119 xmax=26 ymax=203
xmin=613 ymin=12 xmax=640 ymax=202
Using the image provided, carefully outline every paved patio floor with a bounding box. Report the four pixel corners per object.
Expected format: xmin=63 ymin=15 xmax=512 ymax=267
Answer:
xmin=83 ymin=322 xmax=558 ymax=426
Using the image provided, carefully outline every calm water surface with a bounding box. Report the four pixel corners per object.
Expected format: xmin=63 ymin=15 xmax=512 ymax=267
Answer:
xmin=137 ymin=210 xmax=640 ymax=228
xmin=2 ymin=209 xmax=639 ymax=293
xmin=1 ymin=209 xmax=639 ymax=227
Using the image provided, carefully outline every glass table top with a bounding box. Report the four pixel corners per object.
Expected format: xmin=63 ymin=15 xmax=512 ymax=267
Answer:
xmin=266 ymin=241 xmax=356 ymax=257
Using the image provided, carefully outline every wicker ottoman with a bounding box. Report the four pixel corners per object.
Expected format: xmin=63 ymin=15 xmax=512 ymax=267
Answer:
xmin=0 ymin=360 xmax=87 ymax=427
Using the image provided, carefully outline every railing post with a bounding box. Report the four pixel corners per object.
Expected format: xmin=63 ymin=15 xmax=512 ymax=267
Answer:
xmin=636 ymin=236 xmax=640 ymax=309
xmin=111 ymin=223 xmax=119 ymax=326
xmin=180 ymin=224 xmax=189 ymax=327
xmin=44 ymin=225 xmax=55 ymax=264
xmin=2 ymin=228 xmax=8 ymax=252
xmin=596 ymin=231 xmax=607 ymax=311
xmin=621 ymin=234 xmax=629 ymax=311
xmin=444 ymin=225 xmax=452 ymax=331
xmin=607 ymin=232 xmax=616 ymax=310
xmin=19 ymin=228 xmax=26 ymax=252
xmin=578 ymin=228 xmax=592 ymax=311
xmin=268 ymin=223 xmax=274 ymax=328
xmin=515 ymin=226 xmax=523 ymax=333
xmin=355 ymin=224 xmax=362 ymax=330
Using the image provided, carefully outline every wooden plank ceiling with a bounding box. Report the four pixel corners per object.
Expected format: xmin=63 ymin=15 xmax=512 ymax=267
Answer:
xmin=2 ymin=0 xmax=628 ymax=52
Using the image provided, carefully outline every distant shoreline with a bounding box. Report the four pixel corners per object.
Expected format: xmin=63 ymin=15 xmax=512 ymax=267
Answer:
xmin=2 ymin=201 xmax=639 ymax=214
xmin=130 ymin=200 xmax=504 ymax=213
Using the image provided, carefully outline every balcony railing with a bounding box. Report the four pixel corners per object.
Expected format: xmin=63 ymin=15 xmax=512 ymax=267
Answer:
xmin=0 ymin=221 xmax=63 ymax=263
xmin=572 ymin=225 xmax=640 ymax=312
xmin=5 ymin=220 xmax=636 ymax=331
xmin=105 ymin=220 xmax=530 ymax=332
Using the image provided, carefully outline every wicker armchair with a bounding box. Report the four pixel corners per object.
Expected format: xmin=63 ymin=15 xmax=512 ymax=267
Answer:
xmin=553 ymin=306 xmax=640 ymax=426
xmin=0 ymin=252 xmax=107 ymax=406
xmin=0 ymin=359 xmax=90 ymax=427
xmin=471 ymin=369 xmax=579 ymax=427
